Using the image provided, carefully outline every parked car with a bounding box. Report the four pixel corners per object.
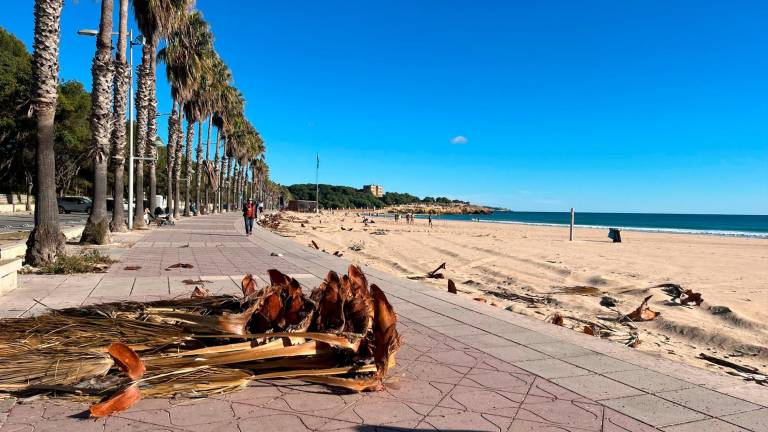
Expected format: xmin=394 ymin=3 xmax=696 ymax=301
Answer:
xmin=106 ymin=198 xmax=129 ymax=212
xmin=57 ymin=196 xmax=91 ymax=214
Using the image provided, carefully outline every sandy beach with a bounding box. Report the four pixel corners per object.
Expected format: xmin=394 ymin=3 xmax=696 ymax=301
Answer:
xmin=266 ymin=210 xmax=768 ymax=376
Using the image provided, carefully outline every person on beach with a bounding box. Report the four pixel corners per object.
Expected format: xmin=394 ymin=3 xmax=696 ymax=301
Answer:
xmin=428 ymin=214 xmax=433 ymax=228
xmin=243 ymin=198 xmax=256 ymax=236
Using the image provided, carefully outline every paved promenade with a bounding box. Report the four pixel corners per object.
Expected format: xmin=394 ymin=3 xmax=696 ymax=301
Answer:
xmin=0 ymin=213 xmax=766 ymax=431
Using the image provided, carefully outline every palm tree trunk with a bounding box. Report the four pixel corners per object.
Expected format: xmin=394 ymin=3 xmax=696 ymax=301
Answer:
xmin=166 ymin=101 xmax=178 ymax=214
xmin=225 ymin=157 xmax=232 ymax=211
xmin=26 ymin=0 xmax=66 ymax=265
xmin=238 ymin=162 xmax=244 ymax=208
xmin=146 ymin=47 xmax=158 ymax=214
xmin=81 ymin=0 xmax=114 ymax=245
xmin=204 ymin=115 xmax=212 ymax=214
xmin=194 ymin=121 xmax=203 ymax=215
xmin=232 ymin=162 xmax=239 ymax=211
xmin=249 ymin=164 xmax=254 ymax=202
xmin=213 ymin=128 xmax=220 ymax=213
xmin=173 ymin=106 xmax=184 ymax=219
xmin=183 ymin=120 xmax=194 ymax=216
xmin=132 ymin=43 xmax=151 ymax=228
xmin=109 ymin=0 xmax=129 ymax=233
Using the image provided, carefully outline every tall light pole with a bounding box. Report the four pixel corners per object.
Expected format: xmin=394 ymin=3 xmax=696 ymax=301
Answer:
xmin=127 ymin=29 xmax=135 ymax=229
xmin=315 ymin=154 xmax=319 ymax=214
xmin=127 ymin=30 xmax=147 ymax=229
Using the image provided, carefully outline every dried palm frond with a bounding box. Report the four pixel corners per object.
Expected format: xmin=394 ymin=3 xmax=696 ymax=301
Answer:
xmin=0 ymin=346 xmax=113 ymax=390
xmin=370 ymin=284 xmax=400 ymax=378
xmin=141 ymin=367 xmax=252 ymax=398
xmin=625 ymin=295 xmax=660 ymax=322
xmin=108 ymin=342 xmax=145 ymax=380
xmin=311 ymin=271 xmax=346 ymax=331
xmin=90 ymin=384 xmax=141 ymax=417
xmin=0 ymin=267 xmax=401 ymax=417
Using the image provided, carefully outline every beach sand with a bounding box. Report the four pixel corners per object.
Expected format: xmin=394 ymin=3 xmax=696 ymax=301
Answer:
xmin=267 ymin=211 xmax=768 ymax=375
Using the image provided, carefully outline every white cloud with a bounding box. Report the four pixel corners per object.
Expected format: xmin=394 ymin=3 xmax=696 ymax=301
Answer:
xmin=450 ymin=135 xmax=468 ymax=144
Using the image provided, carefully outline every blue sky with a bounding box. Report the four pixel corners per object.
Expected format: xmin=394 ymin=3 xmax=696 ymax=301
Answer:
xmin=3 ymin=1 xmax=767 ymax=214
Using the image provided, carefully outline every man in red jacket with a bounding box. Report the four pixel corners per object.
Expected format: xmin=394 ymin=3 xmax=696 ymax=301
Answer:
xmin=243 ymin=198 xmax=256 ymax=236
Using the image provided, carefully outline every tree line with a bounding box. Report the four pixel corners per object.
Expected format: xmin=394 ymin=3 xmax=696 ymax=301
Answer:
xmin=19 ymin=0 xmax=279 ymax=265
xmin=287 ymin=184 xmax=468 ymax=209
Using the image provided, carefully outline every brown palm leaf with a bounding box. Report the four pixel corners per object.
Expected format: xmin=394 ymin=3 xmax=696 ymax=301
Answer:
xmin=108 ymin=342 xmax=145 ymax=380
xmin=89 ymin=384 xmax=142 ymax=417
xmin=311 ymin=271 xmax=345 ymax=331
xmin=370 ymin=284 xmax=401 ymax=378
xmin=241 ymin=274 xmax=257 ymax=297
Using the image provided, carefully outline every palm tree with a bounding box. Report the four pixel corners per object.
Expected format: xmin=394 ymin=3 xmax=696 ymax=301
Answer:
xmin=157 ymin=11 xmax=213 ymax=217
xmin=173 ymin=105 xmax=183 ymax=218
xmin=213 ymin=85 xmax=243 ymax=212
xmin=146 ymin=48 xmax=159 ymax=213
xmin=252 ymin=156 xmax=267 ymax=202
xmin=165 ymin=101 xmax=178 ymax=214
xmin=80 ymin=0 xmax=115 ymax=245
xmin=26 ymin=0 xmax=66 ymax=265
xmin=131 ymin=0 xmax=190 ymax=228
xmin=203 ymin=57 xmax=231 ymax=213
xmin=110 ymin=0 xmax=129 ymax=233
xmin=182 ymin=111 xmax=195 ymax=216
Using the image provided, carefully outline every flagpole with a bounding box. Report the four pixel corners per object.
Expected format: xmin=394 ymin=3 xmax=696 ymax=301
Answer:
xmin=315 ymin=154 xmax=319 ymax=214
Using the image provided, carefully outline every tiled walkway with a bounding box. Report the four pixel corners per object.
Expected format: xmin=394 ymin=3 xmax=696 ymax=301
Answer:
xmin=0 ymin=213 xmax=766 ymax=432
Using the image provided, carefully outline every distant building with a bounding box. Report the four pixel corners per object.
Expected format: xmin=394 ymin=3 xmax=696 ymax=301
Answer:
xmin=287 ymin=200 xmax=318 ymax=212
xmin=363 ymin=184 xmax=384 ymax=197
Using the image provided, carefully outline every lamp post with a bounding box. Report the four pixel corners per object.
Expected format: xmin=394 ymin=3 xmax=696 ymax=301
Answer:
xmin=77 ymin=28 xmax=143 ymax=229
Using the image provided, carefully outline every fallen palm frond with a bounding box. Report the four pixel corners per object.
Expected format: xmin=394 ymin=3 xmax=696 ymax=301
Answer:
xmin=624 ymin=295 xmax=660 ymax=322
xmin=0 ymin=266 xmax=401 ymax=418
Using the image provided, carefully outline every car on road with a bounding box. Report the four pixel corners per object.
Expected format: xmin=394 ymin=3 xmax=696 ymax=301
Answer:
xmin=57 ymin=196 xmax=91 ymax=214
xmin=106 ymin=198 xmax=129 ymax=212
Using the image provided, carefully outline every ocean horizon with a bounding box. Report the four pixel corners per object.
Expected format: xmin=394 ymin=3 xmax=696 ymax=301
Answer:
xmin=431 ymin=211 xmax=768 ymax=238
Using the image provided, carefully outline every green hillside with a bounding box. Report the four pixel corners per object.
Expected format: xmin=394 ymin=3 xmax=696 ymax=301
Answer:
xmin=286 ymin=184 xmax=467 ymax=209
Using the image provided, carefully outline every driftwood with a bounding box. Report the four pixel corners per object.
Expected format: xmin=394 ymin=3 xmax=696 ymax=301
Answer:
xmin=349 ymin=241 xmax=365 ymax=251
xmin=309 ymin=240 xmax=320 ymax=250
xmin=483 ymin=288 xmax=552 ymax=305
xmin=698 ymin=353 xmax=762 ymax=375
xmin=428 ymin=263 xmax=446 ymax=278
xmin=408 ymin=263 xmax=447 ymax=280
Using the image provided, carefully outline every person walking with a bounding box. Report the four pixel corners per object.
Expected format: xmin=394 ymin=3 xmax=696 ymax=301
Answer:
xmin=243 ymin=198 xmax=256 ymax=236
xmin=428 ymin=213 xmax=433 ymax=228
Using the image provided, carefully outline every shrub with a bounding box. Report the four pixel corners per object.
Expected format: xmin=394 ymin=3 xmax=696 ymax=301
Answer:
xmin=38 ymin=249 xmax=116 ymax=274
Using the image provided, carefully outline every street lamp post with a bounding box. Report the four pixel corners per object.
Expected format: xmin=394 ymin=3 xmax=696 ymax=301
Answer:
xmin=127 ymin=29 xmax=135 ymax=229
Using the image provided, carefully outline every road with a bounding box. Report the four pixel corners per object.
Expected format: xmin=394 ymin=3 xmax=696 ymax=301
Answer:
xmin=0 ymin=212 xmax=90 ymax=232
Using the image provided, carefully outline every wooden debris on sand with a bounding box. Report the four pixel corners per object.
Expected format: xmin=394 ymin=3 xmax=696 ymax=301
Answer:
xmin=656 ymin=283 xmax=704 ymax=306
xmin=408 ymin=263 xmax=447 ymax=280
xmin=698 ymin=353 xmax=767 ymax=384
xmin=484 ymin=288 xmax=552 ymax=307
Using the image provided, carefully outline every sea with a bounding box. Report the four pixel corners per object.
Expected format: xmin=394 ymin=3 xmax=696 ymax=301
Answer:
xmin=432 ymin=211 xmax=768 ymax=238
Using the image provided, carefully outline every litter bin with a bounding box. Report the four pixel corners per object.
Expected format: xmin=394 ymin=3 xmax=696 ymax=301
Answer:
xmin=608 ymin=228 xmax=622 ymax=243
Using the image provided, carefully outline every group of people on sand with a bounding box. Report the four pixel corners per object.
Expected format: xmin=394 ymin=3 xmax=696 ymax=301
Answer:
xmin=394 ymin=212 xmax=433 ymax=227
